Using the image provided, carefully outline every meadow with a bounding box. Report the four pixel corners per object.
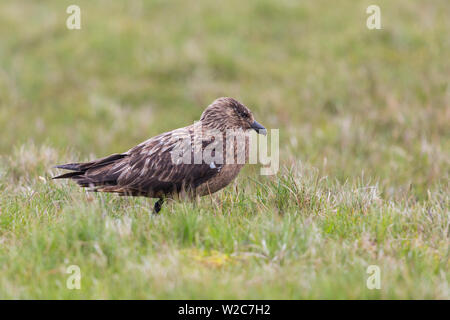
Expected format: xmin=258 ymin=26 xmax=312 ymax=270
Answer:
xmin=0 ymin=0 xmax=448 ymax=299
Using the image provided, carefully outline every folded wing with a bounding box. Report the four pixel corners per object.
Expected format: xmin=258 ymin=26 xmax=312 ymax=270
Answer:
xmin=53 ymin=127 xmax=221 ymax=197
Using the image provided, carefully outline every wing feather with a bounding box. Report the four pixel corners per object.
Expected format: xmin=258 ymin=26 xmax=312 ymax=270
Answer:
xmin=115 ymin=126 xmax=221 ymax=196
xmin=56 ymin=125 xmax=222 ymax=197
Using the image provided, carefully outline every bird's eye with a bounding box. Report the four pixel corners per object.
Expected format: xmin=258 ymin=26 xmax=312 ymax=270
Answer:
xmin=233 ymin=105 xmax=250 ymax=119
xmin=240 ymin=111 xmax=249 ymax=118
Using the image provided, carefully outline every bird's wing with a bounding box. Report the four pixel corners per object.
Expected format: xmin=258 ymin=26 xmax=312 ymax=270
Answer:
xmin=104 ymin=127 xmax=223 ymax=196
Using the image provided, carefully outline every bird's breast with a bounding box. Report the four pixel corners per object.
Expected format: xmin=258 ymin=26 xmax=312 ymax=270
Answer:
xmin=195 ymin=163 xmax=244 ymax=196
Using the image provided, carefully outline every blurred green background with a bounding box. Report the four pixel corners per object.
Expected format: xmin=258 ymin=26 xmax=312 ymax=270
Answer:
xmin=0 ymin=0 xmax=448 ymax=198
xmin=0 ymin=0 xmax=448 ymax=300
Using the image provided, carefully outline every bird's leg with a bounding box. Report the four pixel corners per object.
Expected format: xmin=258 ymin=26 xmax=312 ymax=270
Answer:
xmin=153 ymin=198 xmax=164 ymax=214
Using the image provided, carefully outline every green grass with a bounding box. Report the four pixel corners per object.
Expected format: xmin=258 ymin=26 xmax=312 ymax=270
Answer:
xmin=0 ymin=0 xmax=448 ymax=299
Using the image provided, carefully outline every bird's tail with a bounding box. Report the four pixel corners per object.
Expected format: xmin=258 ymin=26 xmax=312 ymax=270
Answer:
xmin=52 ymin=153 xmax=128 ymax=187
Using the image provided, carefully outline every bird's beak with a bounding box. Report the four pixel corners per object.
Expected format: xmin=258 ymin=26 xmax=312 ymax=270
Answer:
xmin=251 ymin=120 xmax=267 ymax=135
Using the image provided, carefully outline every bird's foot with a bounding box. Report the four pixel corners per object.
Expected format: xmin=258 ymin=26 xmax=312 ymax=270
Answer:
xmin=153 ymin=198 xmax=164 ymax=214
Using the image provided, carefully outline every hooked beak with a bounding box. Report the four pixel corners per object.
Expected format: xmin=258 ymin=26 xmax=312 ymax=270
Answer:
xmin=251 ymin=120 xmax=267 ymax=135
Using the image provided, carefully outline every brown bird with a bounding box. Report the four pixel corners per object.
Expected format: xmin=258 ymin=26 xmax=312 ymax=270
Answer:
xmin=53 ymin=97 xmax=267 ymax=213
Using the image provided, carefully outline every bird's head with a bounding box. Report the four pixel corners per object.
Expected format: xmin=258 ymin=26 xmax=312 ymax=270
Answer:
xmin=200 ymin=97 xmax=266 ymax=135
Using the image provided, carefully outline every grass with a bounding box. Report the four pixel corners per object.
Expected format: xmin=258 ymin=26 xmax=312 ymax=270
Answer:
xmin=0 ymin=0 xmax=448 ymax=299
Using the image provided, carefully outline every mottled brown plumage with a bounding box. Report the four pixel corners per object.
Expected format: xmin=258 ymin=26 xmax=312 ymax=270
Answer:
xmin=53 ymin=97 xmax=266 ymax=213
